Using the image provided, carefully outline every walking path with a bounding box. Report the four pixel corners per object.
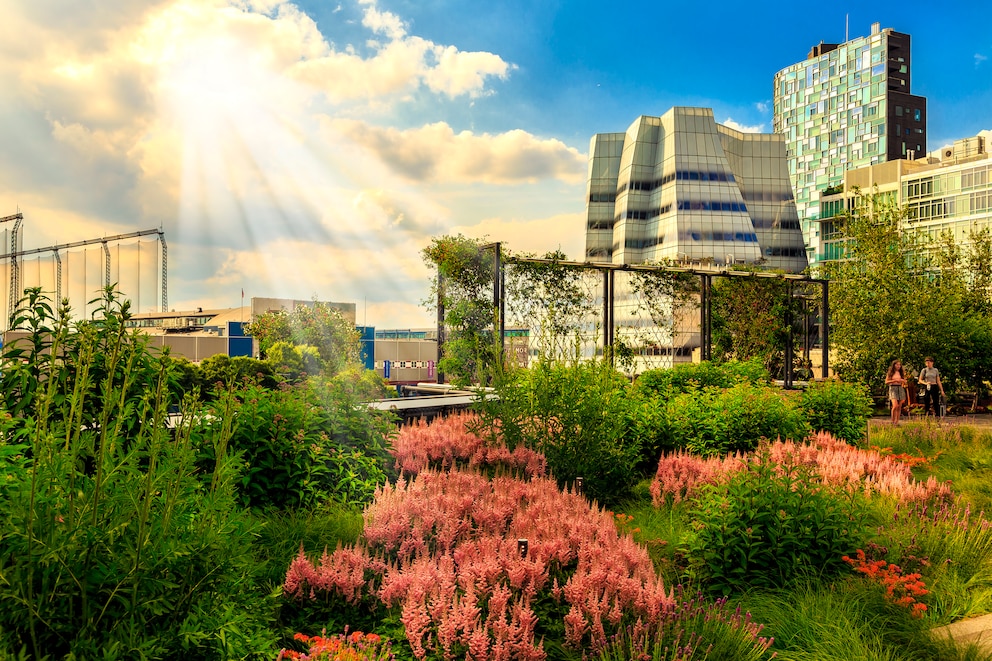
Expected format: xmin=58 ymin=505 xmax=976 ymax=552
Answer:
xmin=933 ymin=614 xmax=992 ymax=654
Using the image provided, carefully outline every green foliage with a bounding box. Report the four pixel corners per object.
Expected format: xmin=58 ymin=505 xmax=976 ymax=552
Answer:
xmin=598 ymin=592 xmax=775 ymax=661
xmin=664 ymin=384 xmax=808 ymax=455
xmin=685 ymin=452 xmax=869 ymax=595
xmin=635 ymin=359 xmax=770 ymax=401
xmin=0 ymin=288 xmax=278 ymax=659
xmin=193 ymin=378 xmax=394 ymax=510
xmin=422 ymin=234 xmax=499 ymax=386
xmin=710 ymin=270 xmax=797 ymax=377
xmin=244 ymin=300 xmax=361 ymax=378
xmin=0 ymin=286 xmax=171 ymax=442
xmin=744 ymin=579 xmax=980 ymax=661
xmin=799 ymin=379 xmax=873 ymax=442
xmin=475 ymin=359 xmax=650 ymax=505
xmin=199 ymin=352 xmax=278 ymax=394
xmin=266 ymin=340 xmax=323 ymax=382
xmin=504 ymin=250 xmax=593 ymax=362
xmin=326 ymin=365 xmax=392 ymax=401
xmin=253 ymin=504 xmax=364 ymax=589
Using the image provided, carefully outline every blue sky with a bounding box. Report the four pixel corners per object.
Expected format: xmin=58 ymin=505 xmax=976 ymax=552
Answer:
xmin=0 ymin=0 xmax=989 ymax=327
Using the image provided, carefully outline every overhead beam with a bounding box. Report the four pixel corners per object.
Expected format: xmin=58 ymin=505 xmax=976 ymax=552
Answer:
xmin=0 ymin=228 xmax=164 ymax=260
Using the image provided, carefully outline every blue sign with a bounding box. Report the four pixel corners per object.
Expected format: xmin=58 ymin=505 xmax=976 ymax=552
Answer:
xmin=383 ymin=360 xmax=391 ymax=378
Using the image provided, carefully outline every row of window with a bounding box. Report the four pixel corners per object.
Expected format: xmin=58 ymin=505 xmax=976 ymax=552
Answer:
xmin=742 ymin=190 xmax=795 ymax=203
xmin=906 ymin=192 xmax=992 ymax=221
xmin=763 ymin=247 xmax=806 ymax=257
xmin=962 ymin=166 xmax=990 ymax=190
xmin=752 ymin=219 xmax=802 ymax=230
xmin=616 ymin=231 xmax=761 ymax=251
xmin=616 ymin=169 xmax=736 ymax=195
xmin=905 ymin=166 xmax=992 ymax=200
xmin=593 ymin=215 xmax=798 ymax=233
xmin=614 ymin=200 xmax=749 ymax=222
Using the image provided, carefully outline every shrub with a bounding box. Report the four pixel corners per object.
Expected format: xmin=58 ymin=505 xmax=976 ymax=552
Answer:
xmin=279 ymin=629 xmax=395 ymax=660
xmin=634 ymin=359 xmax=769 ymax=401
xmin=664 ymin=383 xmax=808 ymax=455
xmin=476 ymin=360 xmax=651 ymax=504
xmin=685 ymin=449 xmax=869 ymax=595
xmin=199 ymin=352 xmax=278 ymax=396
xmin=651 ymin=433 xmax=953 ymax=510
xmin=193 ymin=378 xmax=394 ymax=510
xmin=799 ymin=378 xmax=873 ymax=443
xmin=843 ymin=550 xmax=929 ymax=618
xmin=649 ymin=451 xmax=746 ymax=507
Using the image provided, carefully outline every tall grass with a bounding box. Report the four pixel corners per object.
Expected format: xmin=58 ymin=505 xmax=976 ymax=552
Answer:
xmin=743 ymin=580 xmax=991 ymax=661
xmin=0 ymin=288 xmax=278 ymax=658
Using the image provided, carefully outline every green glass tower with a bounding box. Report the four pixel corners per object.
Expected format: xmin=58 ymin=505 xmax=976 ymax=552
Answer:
xmin=773 ymin=22 xmax=927 ymax=265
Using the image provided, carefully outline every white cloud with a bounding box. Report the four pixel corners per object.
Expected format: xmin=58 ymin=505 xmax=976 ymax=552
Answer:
xmin=288 ymin=0 xmax=513 ymax=103
xmin=720 ymin=118 xmax=765 ymax=134
xmin=325 ymin=119 xmax=587 ymax=184
xmin=755 ymin=101 xmax=770 ymax=114
xmin=450 ymin=212 xmax=585 ymax=259
xmin=976 ymin=53 xmax=988 ymax=67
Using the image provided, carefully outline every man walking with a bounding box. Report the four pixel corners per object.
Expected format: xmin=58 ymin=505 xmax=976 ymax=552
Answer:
xmin=918 ymin=357 xmax=945 ymax=418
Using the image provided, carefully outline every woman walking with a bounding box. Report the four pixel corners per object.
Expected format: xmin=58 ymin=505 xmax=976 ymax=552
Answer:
xmin=885 ymin=359 xmax=908 ymax=426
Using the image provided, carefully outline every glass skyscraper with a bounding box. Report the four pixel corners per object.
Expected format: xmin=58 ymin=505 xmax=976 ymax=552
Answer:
xmin=773 ymin=22 xmax=927 ymax=265
xmin=585 ymin=106 xmax=807 ymax=274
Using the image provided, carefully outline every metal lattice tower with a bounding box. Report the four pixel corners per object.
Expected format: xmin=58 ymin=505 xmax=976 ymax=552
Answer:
xmin=52 ymin=250 xmax=62 ymax=315
xmin=160 ymin=232 xmax=168 ymax=312
xmin=0 ymin=213 xmax=24 ymax=321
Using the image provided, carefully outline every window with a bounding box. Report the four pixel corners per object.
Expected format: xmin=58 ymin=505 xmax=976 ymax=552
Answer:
xmin=914 ymin=109 xmax=922 ymax=122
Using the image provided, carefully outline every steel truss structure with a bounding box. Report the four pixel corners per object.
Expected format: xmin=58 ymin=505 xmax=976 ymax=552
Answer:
xmin=0 ymin=227 xmax=167 ymax=328
xmin=438 ymin=243 xmax=829 ymax=387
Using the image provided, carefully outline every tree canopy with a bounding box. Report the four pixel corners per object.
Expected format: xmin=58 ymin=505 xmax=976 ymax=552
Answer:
xmin=244 ymin=301 xmax=360 ymax=379
xmin=822 ymin=191 xmax=992 ymax=399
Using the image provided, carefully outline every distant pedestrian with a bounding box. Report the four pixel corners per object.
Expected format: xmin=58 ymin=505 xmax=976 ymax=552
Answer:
xmin=917 ymin=356 xmax=945 ymax=417
xmin=885 ymin=359 xmax=908 ymax=426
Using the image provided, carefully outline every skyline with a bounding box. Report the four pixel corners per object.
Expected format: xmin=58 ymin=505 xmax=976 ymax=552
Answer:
xmin=1 ymin=0 xmax=990 ymax=328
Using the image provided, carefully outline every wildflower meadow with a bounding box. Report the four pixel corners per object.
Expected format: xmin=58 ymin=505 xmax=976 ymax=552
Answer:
xmin=4 ymin=292 xmax=992 ymax=660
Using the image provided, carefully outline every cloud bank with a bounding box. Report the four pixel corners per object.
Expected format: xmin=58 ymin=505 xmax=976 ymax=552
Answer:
xmin=0 ymin=0 xmax=586 ymax=326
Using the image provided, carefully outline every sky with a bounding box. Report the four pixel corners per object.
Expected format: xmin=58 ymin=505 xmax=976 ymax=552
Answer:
xmin=1 ymin=0 xmax=990 ymax=328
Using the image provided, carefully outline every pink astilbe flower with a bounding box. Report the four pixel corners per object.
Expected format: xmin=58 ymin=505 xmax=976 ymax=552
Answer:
xmin=285 ymin=466 xmax=680 ymax=658
xmin=390 ymin=412 xmax=546 ymax=478
xmin=651 ymin=431 xmax=953 ymax=509
xmin=650 ymin=451 xmax=745 ymax=507
xmin=283 ymin=543 xmax=375 ymax=605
